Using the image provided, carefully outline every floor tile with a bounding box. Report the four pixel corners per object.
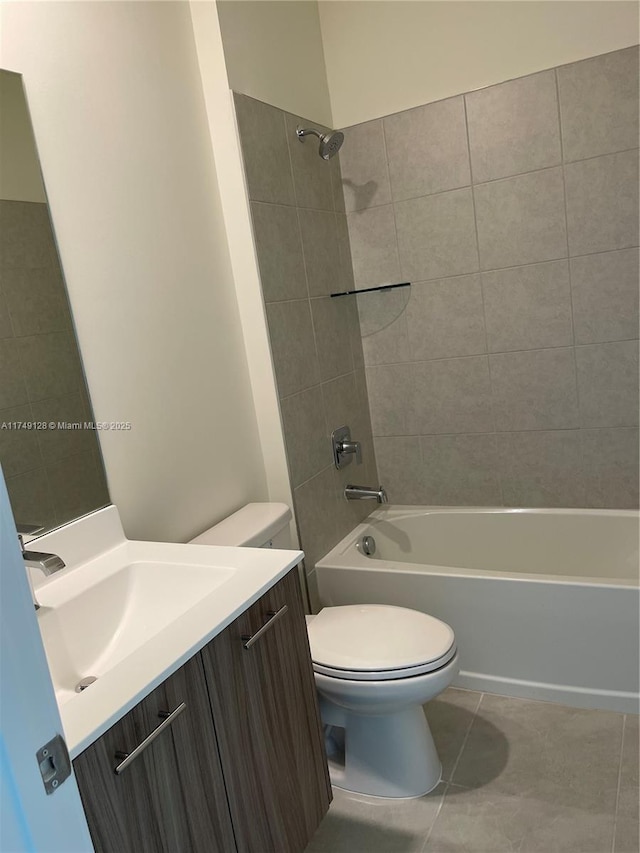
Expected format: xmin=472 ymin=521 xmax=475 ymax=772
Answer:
xmin=424 ymin=688 xmax=482 ymax=781
xmin=452 ymin=694 xmax=623 ymax=812
xmin=305 ymin=783 xmax=446 ymax=853
xmin=425 ymin=783 xmax=616 ymax=852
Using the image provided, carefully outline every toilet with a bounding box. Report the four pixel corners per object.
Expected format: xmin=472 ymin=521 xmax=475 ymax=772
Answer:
xmin=190 ymin=502 xmax=459 ymax=799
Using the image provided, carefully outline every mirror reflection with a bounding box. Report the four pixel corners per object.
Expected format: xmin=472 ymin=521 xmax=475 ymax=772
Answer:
xmin=0 ymin=70 xmax=110 ymax=534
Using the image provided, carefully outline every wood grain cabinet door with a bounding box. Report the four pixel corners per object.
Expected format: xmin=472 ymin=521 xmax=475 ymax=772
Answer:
xmin=73 ymin=654 xmax=236 ymax=853
xmin=201 ymin=568 xmax=331 ymax=853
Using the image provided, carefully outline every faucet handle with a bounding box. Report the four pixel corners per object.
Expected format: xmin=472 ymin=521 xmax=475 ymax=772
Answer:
xmin=339 ymin=440 xmax=362 ymax=465
xmin=332 ymin=426 xmax=363 ymax=469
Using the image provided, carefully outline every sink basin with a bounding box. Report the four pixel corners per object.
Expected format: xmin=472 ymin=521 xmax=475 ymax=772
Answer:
xmin=37 ymin=560 xmax=235 ymax=705
xmin=29 ymin=506 xmax=303 ymax=756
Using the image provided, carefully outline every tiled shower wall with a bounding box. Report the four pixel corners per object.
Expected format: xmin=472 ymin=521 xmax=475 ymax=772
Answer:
xmin=0 ymin=200 xmax=109 ymax=530
xmin=234 ymin=94 xmax=378 ymax=581
xmin=340 ymin=47 xmax=639 ymax=509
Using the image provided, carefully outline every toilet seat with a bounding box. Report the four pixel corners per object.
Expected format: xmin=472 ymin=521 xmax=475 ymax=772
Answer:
xmin=307 ymin=605 xmax=456 ymax=682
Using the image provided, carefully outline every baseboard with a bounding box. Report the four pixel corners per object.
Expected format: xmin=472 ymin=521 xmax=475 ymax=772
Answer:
xmin=454 ymin=670 xmax=640 ymax=715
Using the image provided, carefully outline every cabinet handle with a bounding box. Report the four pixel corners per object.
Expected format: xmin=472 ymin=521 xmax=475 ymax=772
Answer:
xmin=242 ymin=604 xmax=288 ymax=649
xmin=114 ymin=703 xmax=186 ymax=774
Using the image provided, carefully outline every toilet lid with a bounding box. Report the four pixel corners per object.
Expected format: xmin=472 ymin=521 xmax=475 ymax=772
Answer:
xmin=307 ymin=605 xmax=456 ymax=678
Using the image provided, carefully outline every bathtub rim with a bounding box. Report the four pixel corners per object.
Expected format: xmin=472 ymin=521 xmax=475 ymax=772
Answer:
xmin=317 ymin=505 xmax=640 ymax=589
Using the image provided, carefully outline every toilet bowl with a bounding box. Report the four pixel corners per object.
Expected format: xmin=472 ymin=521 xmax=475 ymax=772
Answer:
xmin=307 ymin=604 xmax=458 ymax=798
xmin=190 ymin=503 xmax=458 ymax=799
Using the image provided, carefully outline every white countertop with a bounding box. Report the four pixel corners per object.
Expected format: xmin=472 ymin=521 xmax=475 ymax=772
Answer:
xmin=31 ymin=507 xmax=303 ymax=758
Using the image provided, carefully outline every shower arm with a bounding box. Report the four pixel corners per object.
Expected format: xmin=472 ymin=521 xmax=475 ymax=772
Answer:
xmin=296 ymin=127 xmax=323 ymax=141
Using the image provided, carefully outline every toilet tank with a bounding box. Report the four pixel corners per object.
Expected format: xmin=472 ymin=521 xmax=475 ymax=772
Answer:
xmin=189 ymin=503 xmax=293 ymax=549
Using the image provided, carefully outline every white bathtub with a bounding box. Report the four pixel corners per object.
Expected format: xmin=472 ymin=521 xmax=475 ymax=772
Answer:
xmin=315 ymin=507 xmax=640 ymax=714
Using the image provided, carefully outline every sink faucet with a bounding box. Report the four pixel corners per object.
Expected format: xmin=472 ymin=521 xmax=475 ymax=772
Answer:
xmin=18 ymin=532 xmax=66 ymax=575
xmin=17 ymin=525 xmax=66 ymax=610
xmin=344 ymin=485 xmax=388 ymax=504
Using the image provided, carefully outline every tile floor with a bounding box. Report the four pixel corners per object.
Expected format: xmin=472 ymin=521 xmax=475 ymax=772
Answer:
xmin=305 ymin=689 xmax=639 ymax=853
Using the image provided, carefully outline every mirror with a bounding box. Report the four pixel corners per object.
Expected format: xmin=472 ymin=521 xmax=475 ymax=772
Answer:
xmin=0 ymin=70 xmax=110 ymax=535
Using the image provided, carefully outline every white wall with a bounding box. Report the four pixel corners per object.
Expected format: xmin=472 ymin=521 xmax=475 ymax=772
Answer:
xmin=0 ymin=71 xmax=46 ymax=202
xmin=319 ymin=0 xmax=640 ymax=127
xmin=217 ymin=0 xmax=332 ymax=124
xmin=189 ymin=1 xmax=298 ymax=546
xmin=1 ymin=0 xmax=269 ymax=542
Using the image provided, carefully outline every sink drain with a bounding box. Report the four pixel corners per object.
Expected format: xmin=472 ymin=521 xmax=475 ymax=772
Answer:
xmin=75 ymin=676 xmax=98 ymax=693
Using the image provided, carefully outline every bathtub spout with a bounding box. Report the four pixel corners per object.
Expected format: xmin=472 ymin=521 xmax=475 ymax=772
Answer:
xmin=345 ymin=485 xmax=388 ymax=503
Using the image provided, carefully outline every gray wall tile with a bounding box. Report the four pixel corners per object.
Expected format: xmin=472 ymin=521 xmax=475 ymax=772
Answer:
xmin=335 ymin=213 xmax=355 ymax=291
xmin=582 ymin=428 xmax=639 ymax=509
xmin=490 ymin=347 xmax=579 ymax=431
xmin=14 ymin=332 xmax=84 ymax=403
xmin=236 ymin=94 xmax=379 ymax=571
xmin=384 ymin=96 xmax=470 ymax=200
xmin=475 ymin=167 xmax=567 ymax=270
xmin=5 ymin=467 xmax=56 ymax=531
xmin=565 ymin=149 xmax=639 ymax=256
xmin=571 ymin=249 xmax=639 ymax=344
xmin=373 ymin=436 xmax=425 ymax=504
xmin=2 ymin=266 xmax=72 ymax=336
xmin=338 ymin=120 xmax=391 ymax=211
xmin=558 ymin=46 xmax=640 ymax=162
xmin=329 ymin=155 xmax=346 ymax=213
xmin=482 ymin=260 xmax=573 ymax=353
xmin=299 ymin=208 xmax=341 ymax=297
xmin=265 ymin=300 xmax=319 ymax=397
xmin=346 ymin=297 xmax=365 ymax=370
xmin=420 ymin=433 xmax=502 ymax=505
xmin=0 ymin=201 xmax=57 ymax=269
xmin=250 ymin=202 xmax=307 ymax=302
xmin=0 ymin=403 xmax=41 ymax=477
xmin=292 ymin=465 xmax=341 ymax=571
xmin=31 ymin=394 xmax=95 ymax=464
xmin=46 ymin=450 xmax=109 ymax=525
xmin=466 ymin=70 xmax=561 ymax=182
xmin=576 ymin=340 xmax=639 ymax=427
xmin=322 ymin=372 xmax=360 ymax=438
xmin=311 ymin=297 xmax=354 ymax=381
xmin=497 ymin=430 xmax=585 ymax=507
xmin=348 ymin=205 xmax=401 ymax=289
xmin=366 ymin=363 xmax=412 ymax=436
xmin=280 ymin=386 xmax=330 ymax=487
xmin=285 ymin=112 xmax=334 ymax=211
xmin=234 ymin=94 xmax=294 ymax=205
xmin=409 ymin=356 xmax=493 ymax=435
xmin=0 ymin=289 xmax=13 ymax=338
xmin=406 ymin=275 xmax=486 ymax=360
xmin=358 ymin=288 xmax=410 ymax=366
xmin=395 ymin=188 xmax=479 ymax=281
xmin=0 ymin=339 xmax=29 ymax=408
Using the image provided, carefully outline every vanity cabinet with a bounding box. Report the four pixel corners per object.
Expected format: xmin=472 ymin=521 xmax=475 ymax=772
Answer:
xmin=73 ymin=569 xmax=331 ymax=853
xmin=201 ymin=567 xmax=331 ymax=853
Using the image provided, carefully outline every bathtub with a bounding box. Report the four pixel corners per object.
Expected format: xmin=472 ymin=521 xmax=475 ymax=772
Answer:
xmin=315 ymin=507 xmax=640 ymax=714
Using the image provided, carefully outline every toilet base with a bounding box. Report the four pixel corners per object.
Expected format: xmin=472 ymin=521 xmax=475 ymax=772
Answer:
xmin=320 ymin=701 xmax=442 ymax=798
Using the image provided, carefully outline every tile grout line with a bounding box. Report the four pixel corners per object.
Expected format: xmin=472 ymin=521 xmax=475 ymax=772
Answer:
xmin=379 ymin=117 xmax=404 ymax=287
xmin=611 ymin=714 xmax=627 ymax=853
xmin=462 ymin=93 xmax=505 ymax=508
xmin=419 ymin=781 xmax=450 ymax=853
xmin=359 ymin=338 xmax=639 ymax=367
xmin=339 ymin=145 xmax=639 ymax=213
xmin=447 ymin=691 xmax=485 ymax=784
xmin=555 ymin=67 xmax=587 ymax=505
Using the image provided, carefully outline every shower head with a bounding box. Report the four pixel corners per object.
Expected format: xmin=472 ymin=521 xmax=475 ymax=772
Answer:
xmin=296 ymin=126 xmax=344 ymax=160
